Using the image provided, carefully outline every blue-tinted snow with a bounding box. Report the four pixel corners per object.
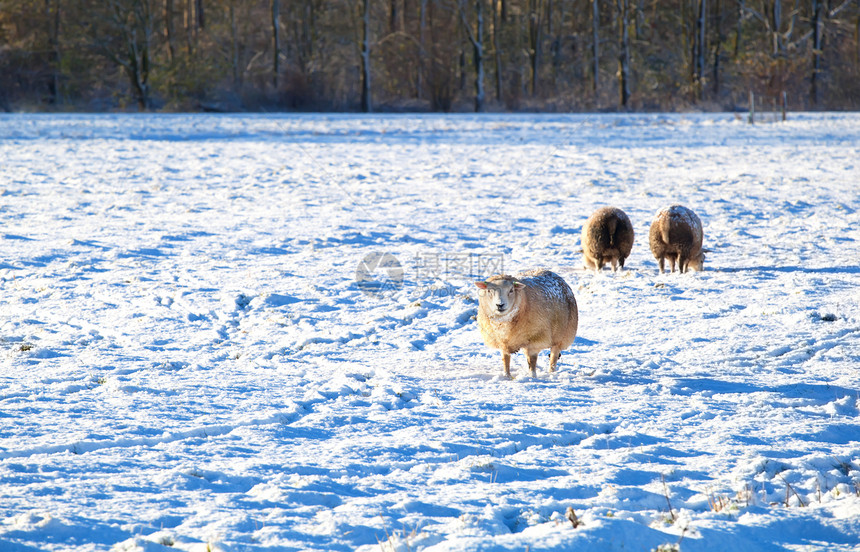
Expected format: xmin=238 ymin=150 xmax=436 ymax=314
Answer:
xmin=0 ymin=113 xmax=859 ymax=552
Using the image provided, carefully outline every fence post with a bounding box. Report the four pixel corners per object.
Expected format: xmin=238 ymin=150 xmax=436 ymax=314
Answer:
xmin=748 ymin=90 xmax=755 ymax=124
xmin=781 ymin=91 xmax=787 ymax=122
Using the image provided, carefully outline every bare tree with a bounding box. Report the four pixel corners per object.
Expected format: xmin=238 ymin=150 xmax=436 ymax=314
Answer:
xmin=4 ymin=0 xmax=860 ymax=112
xmin=811 ymin=0 xmax=823 ymax=106
xmin=492 ymin=0 xmax=503 ymax=102
xmin=360 ymin=0 xmax=373 ymax=112
xmin=390 ymin=0 xmax=399 ymax=32
xmin=616 ymin=0 xmax=630 ymax=106
xmin=694 ymin=0 xmax=706 ymax=100
xmin=183 ymin=0 xmax=194 ymax=54
xmin=45 ymin=0 xmax=61 ymax=104
xmin=592 ymin=0 xmax=600 ymax=94
xmin=90 ymin=0 xmax=157 ymax=110
xmin=272 ymin=0 xmax=280 ymax=90
xmin=163 ymin=0 xmax=175 ymax=62
xmin=418 ymin=0 xmax=427 ymax=99
xmin=228 ymin=0 xmax=241 ymax=88
xmin=549 ymin=0 xmax=564 ymax=91
xmin=712 ymin=0 xmax=724 ymax=94
xmin=771 ymin=0 xmax=782 ymax=54
xmin=528 ymin=0 xmax=544 ymax=95
xmin=460 ymin=0 xmax=486 ymax=111
xmin=734 ymin=0 xmax=744 ymax=58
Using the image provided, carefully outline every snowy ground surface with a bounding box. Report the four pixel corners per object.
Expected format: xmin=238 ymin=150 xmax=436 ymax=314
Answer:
xmin=1 ymin=112 xmax=859 ymax=552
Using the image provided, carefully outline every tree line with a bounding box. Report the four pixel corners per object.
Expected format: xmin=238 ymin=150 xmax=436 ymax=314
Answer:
xmin=1 ymin=0 xmax=858 ymax=112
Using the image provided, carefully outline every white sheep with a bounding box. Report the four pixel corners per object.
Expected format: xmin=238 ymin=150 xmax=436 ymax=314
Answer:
xmin=581 ymin=206 xmax=635 ymax=271
xmin=648 ymin=204 xmax=705 ymax=273
xmin=475 ymin=269 xmax=578 ymax=378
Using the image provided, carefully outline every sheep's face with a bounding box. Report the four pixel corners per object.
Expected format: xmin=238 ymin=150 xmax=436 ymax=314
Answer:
xmin=475 ymin=279 xmax=525 ymax=316
xmin=690 ymin=251 xmax=705 ymax=271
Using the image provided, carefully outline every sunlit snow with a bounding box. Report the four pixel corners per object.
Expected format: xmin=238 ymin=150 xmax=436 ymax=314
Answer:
xmin=1 ymin=112 xmax=859 ymax=551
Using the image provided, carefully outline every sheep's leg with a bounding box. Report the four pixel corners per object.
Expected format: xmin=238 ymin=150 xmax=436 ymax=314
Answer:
xmin=669 ymin=255 xmax=677 ymax=273
xmin=610 ymin=258 xmax=618 ymax=272
xmin=549 ymin=347 xmax=561 ymax=372
xmin=502 ymin=353 xmax=512 ymax=379
xmin=527 ymin=352 xmax=539 ymax=377
xmin=679 ymin=256 xmax=687 ymax=273
xmin=658 ymin=257 xmax=665 ymax=273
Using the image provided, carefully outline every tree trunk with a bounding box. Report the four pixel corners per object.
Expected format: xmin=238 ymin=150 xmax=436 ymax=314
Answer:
xmin=418 ymin=0 xmax=427 ymax=99
xmin=854 ymin=9 xmax=860 ymax=68
xmin=126 ymin=0 xmax=153 ymax=110
xmin=164 ymin=0 xmax=175 ymax=62
xmin=360 ymin=0 xmax=373 ymax=112
xmin=304 ymin=1 xmax=315 ymax=73
xmin=617 ymin=0 xmax=630 ymax=107
xmin=461 ymin=0 xmax=485 ymax=111
xmin=592 ymin=0 xmax=600 ymax=94
xmin=272 ymin=0 xmax=280 ymax=91
xmin=551 ymin=0 xmax=565 ymax=91
xmin=195 ymin=0 xmax=204 ymax=28
xmin=771 ymin=0 xmax=781 ymax=54
xmin=789 ymin=0 xmax=800 ymax=43
xmin=474 ymin=0 xmax=485 ymax=112
xmin=811 ymin=0 xmax=822 ymax=106
xmin=528 ymin=0 xmax=543 ymax=96
xmin=712 ymin=0 xmax=722 ymax=94
xmin=184 ymin=0 xmax=193 ymax=54
xmin=390 ymin=0 xmax=398 ymax=32
xmin=140 ymin=4 xmax=152 ymax=110
xmin=634 ymin=0 xmax=643 ymax=39
xmin=695 ymin=0 xmax=706 ymax=100
xmin=229 ymin=0 xmax=240 ymax=87
xmin=292 ymin=0 xmax=313 ymax=75
xmin=459 ymin=39 xmax=466 ymax=92
xmin=492 ymin=0 xmax=503 ymax=102
xmin=45 ymin=0 xmax=61 ymax=104
xmin=734 ymin=0 xmax=743 ymax=58
xmin=547 ymin=0 xmax=553 ymax=35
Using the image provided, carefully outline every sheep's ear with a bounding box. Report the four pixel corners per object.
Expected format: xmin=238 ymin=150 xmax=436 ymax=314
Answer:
xmin=475 ymin=281 xmax=488 ymax=289
xmin=512 ymin=280 xmax=526 ymax=290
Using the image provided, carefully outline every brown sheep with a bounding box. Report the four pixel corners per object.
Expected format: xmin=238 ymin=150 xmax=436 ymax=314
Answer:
xmin=581 ymin=206 xmax=635 ymax=272
xmin=648 ymin=204 xmax=705 ymax=273
xmin=475 ymin=269 xmax=578 ymax=378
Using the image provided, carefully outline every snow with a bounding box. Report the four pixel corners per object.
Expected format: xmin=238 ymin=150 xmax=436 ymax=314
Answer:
xmin=654 ymin=205 xmax=703 ymax=241
xmin=516 ymin=269 xmax=573 ymax=305
xmin=1 ymin=112 xmax=859 ymax=552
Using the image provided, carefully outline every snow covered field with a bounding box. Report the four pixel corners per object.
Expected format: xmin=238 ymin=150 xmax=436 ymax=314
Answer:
xmin=1 ymin=112 xmax=859 ymax=552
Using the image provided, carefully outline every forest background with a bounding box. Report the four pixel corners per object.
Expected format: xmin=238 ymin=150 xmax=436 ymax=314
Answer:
xmin=1 ymin=0 xmax=859 ymax=113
